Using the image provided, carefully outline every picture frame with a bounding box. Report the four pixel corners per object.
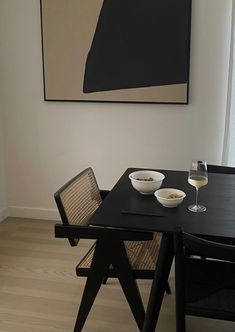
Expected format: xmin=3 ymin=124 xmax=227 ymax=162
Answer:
xmin=40 ymin=0 xmax=192 ymax=104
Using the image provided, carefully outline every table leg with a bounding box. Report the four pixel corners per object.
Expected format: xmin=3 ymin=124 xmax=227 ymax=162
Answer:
xmin=142 ymin=232 xmax=174 ymax=332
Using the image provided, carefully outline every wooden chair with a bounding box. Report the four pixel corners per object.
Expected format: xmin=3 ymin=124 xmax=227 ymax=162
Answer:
xmin=54 ymin=167 xmax=168 ymax=331
xmin=202 ymin=164 xmax=235 ymax=244
xmin=174 ymin=231 xmax=235 ymax=332
xmin=207 ymin=164 xmax=235 ymax=174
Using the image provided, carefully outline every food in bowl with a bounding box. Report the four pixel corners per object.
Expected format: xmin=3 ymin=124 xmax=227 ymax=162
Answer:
xmin=154 ymin=188 xmax=186 ymax=208
xmin=129 ymin=170 xmax=165 ymax=194
xmin=136 ymin=177 xmax=154 ymax=181
xmin=167 ymin=193 xmax=183 ymax=199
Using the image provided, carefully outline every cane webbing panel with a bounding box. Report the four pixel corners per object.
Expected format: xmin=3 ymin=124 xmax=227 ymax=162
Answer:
xmin=60 ymin=169 xmax=102 ymax=226
xmin=77 ymin=233 xmax=162 ymax=271
xmin=126 ymin=232 xmax=162 ymax=270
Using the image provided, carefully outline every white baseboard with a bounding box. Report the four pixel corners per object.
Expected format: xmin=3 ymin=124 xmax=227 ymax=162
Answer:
xmin=0 ymin=207 xmax=9 ymax=222
xmin=8 ymin=206 xmax=60 ymax=221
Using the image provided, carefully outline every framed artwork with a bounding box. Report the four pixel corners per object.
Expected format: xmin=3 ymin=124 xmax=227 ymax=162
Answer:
xmin=40 ymin=0 xmax=192 ymax=104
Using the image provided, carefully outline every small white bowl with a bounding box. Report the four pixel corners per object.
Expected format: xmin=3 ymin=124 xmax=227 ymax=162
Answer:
xmin=129 ymin=170 xmax=165 ymax=195
xmin=154 ymin=188 xmax=186 ymax=208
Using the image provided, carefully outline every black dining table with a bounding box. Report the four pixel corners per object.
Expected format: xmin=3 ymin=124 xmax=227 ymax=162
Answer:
xmin=90 ymin=167 xmax=235 ymax=331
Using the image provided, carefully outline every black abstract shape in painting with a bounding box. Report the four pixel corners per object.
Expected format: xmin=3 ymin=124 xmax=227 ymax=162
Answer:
xmin=83 ymin=0 xmax=191 ymax=93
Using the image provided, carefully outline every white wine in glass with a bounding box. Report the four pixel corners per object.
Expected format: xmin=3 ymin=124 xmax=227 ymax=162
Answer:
xmin=188 ymin=160 xmax=208 ymax=212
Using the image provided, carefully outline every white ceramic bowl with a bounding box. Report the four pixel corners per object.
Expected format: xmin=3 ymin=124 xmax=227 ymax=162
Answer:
xmin=129 ymin=170 xmax=165 ymax=195
xmin=154 ymin=188 xmax=186 ymax=208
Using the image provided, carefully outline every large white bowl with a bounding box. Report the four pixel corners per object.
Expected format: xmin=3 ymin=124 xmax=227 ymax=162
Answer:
xmin=129 ymin=170 xmax=165 ymax=195
xmin=154 ymin=188 xmax=186 ymax=208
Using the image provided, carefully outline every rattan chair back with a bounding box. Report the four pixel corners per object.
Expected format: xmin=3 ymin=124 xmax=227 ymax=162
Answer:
xmin=54 ymin=167 xmax=102 ymax=245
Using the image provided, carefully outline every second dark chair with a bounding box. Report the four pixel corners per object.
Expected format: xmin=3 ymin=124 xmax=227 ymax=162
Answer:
xmin=174 ymin=231 xmax=235 ymax=332
xmin=207 ymin=164 xmax=235 ymax=174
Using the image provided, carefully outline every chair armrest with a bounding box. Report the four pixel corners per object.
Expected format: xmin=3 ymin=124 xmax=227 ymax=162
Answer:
xmin=100 ymin=190 xmax=110 ymax=200
xmin=55 ymin=223 xmax=153 ymax=241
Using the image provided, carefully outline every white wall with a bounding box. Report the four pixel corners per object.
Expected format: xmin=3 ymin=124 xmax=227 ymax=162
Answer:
xmin=0 ymin=1 xmax=7 ymax=221
xmin=0 ymin=0 xmax=232 ymax=220
xmin=0 ymin=110 xmax=7 ymax=222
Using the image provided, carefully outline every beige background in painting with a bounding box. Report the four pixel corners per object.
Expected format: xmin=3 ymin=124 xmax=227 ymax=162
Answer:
xmin=41 ymin=0 xmax=188 ymax=103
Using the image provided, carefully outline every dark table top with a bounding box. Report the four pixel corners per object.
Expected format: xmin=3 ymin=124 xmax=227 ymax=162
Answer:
xmin=90 ymin=168 xmax=235 ymax=238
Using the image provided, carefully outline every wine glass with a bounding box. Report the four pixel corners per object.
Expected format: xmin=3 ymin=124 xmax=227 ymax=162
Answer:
xmin=188 ymin=160 xmax=208 ymax=212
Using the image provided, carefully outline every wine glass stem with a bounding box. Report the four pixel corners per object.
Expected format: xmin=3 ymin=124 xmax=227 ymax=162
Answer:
xmin=195 ymin=188 xmax=199 ymax=207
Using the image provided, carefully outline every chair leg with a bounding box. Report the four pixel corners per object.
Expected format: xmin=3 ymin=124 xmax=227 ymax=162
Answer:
xmin=112 ymin=241 xmax=145 ymax=331
xmin=73 ymin=241 xmax=111 ymax=332
xmin=102 ymin=266 xmax=110 ymax=284
xmin=165 ymin=281 xmax=171 ymax=294
xmin=102 ymin=275 xmax=109 ymax=284
xmin=176 ymin=311 xmax=186 ymax=332
xmin=142 ymin=233 xmax=174 ymax=332
xmin=103 ymin=273 xmax=171 ymax=292
xmin=74 ymin=239 xmax=146 ymax=332
xmin=174 ymin=234 xmax=186 ymax=332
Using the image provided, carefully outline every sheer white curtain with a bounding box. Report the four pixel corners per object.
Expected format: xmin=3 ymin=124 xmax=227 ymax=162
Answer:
xmin=223 ymin=1 xmax=235 ymax=166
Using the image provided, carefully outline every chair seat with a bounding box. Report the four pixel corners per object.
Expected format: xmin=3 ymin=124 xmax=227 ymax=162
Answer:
xmin=186 ymin=289 xmax=235 ymax=321
xmin=76 ymin=233 xmax=162 ymax=279
xmin=184 ymin=258 xmax=235 ymax=321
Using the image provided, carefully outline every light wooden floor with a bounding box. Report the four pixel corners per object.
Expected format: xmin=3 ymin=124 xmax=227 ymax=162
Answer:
xmin=0 ymin=217 xmax=234 ymax=332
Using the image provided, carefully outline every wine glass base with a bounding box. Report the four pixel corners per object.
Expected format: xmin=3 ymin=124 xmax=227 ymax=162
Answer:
xmin=188 ymin=204 xmax=206 ymax=213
